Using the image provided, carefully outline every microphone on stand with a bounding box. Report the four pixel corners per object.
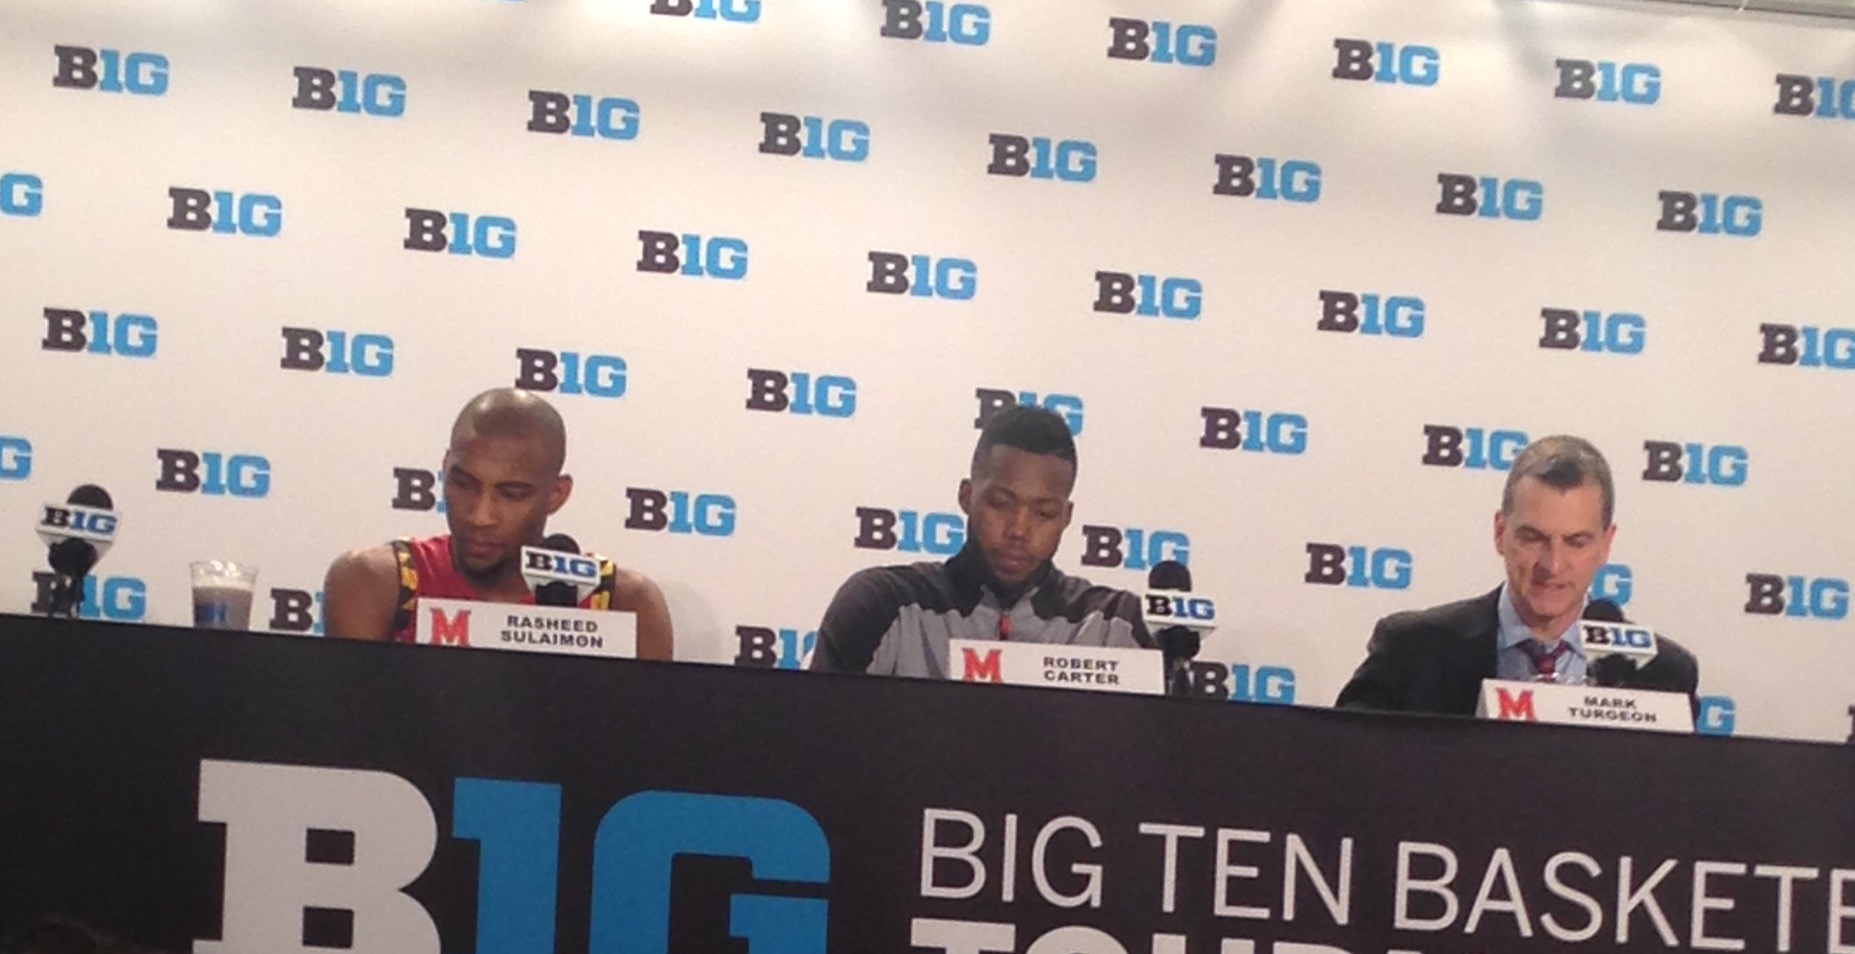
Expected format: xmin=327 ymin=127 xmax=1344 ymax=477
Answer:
xmin=36 ymin=485 xmax=118 ymax=618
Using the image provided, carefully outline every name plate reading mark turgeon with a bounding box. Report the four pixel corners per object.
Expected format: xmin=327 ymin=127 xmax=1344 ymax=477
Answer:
xmin=947 ymin=638 xmax=1166 ymax=695
xmin=1477 ymin=678 xmax=1694 ymax=734
xmin=414 ymin=597 xmax=638 ymax=659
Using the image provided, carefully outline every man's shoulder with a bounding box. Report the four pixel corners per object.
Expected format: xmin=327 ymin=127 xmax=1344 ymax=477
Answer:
xmin=832 ymin=560 xmax=958 ymax=609
xmin=328 ymin=543 xmax=400 ymax=583
xmin=1373 ymin=588 xmax=1501 ymax=642
xmin=1045 ymin=567 xmax=1140 ymax=619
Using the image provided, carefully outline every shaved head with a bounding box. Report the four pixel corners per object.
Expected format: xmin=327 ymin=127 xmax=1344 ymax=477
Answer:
xmin=450 ymin=388 xmax=567 ymax=475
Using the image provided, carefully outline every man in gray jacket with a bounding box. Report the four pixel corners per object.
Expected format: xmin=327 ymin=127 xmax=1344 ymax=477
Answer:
xmin=809 ymin=405 xmax=1152 ymax=677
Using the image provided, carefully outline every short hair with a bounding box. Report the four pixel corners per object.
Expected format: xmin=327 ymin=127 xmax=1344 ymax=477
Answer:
xmin=449 ymin=388 xmax=567 ymax=474
xmin=970 ymin=405 xmax=1077 ymax=478
xmin=1502 ymin=435 xmax=1615 ymax=527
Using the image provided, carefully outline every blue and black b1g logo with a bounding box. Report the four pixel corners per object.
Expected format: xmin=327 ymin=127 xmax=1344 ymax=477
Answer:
xmin=1107 ymin=18 xmax=1215 ymax=66
xmin=168 ymin=188 xmax=283 ymax=237
xmin=155 ymin=450 xmax=272 ymax=498
xmin=1304 ymin=543 xmax=1412 ymax=589
xmin=281 ymin=329 xmax=394 ymax=377
xmin=53 ymin=45 xmax=168 ymax=95
xmin=42 ymin=308 xmax=158 ymax=359
xmin=1199 ymin=408 xmax=1307 ymax=455
xmin=292 ymin=67 xmax=406 ymax=117
xmin=1555 ymin=59 xmax=1660 ymax=104
xmin=735 ymin=626 xmax=818 ymax=669
xmin=881 ymin=0 xmax=989 ymax=45
xmin=650 ymin=0 xmax=760 ymax=22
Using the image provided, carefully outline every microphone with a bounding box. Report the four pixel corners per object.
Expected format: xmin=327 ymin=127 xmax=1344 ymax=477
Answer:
xmin=36 ymin=485 xmax=118 ymax=618
xmin=1143 ymin=559 xmax=1217 ymax=670
xmin=1579 ymin=599 xmax=1660 ymax=688
xmin=519 ymin=534 xmax=597 ymax=607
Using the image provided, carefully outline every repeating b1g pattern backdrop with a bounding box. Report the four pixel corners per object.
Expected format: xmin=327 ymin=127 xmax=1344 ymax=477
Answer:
xmin=4 ymin=0 xmax=1853 ymax=741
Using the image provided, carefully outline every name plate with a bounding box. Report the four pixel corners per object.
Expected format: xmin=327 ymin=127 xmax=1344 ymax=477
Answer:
xmin=414 ymin=598 xmax=637 ymax=659
xmin=947 ymin=638 xmax=1166 ymax=695
xmin=1477 ymin=679 xmax=1693 ymax=734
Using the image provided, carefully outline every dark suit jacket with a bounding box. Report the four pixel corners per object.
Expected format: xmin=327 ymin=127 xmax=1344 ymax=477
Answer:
xmin=1334 ymin=587 xmax=1701 ymax=717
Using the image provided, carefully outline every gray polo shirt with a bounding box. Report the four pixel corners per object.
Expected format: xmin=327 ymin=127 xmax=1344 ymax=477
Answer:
xmin=809 ymin=544 xmax=1153 ymax=677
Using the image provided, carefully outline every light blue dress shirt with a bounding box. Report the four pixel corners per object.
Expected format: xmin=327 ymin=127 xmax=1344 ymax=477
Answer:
xmin=1494 ymin=582 xmax=1588 ymax=685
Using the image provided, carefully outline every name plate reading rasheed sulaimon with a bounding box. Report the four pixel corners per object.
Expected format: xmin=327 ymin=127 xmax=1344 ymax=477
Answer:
xmin=947 ymin=638 xmax=1166 ymax=695
xmin=1477 ymin=679 xmax=1694 ymax=734
xmin=414 ymin=598 xmax=638 ymax=659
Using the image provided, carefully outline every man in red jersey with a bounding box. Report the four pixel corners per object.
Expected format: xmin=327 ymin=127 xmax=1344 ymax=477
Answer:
xmin=323 ymin=388 xmax=673 ymax=659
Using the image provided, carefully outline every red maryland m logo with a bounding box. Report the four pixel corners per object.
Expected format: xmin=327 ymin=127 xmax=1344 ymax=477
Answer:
xmin=1496 ymin=687 xmax=1537 ymax=721
xmin=961 ymin=647 xmax=1003 ymax=683
xmin=428 ymin=606 xmax=472 ymax=646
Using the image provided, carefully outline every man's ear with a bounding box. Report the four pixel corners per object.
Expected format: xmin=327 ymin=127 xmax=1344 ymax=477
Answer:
xmin=548 ymin=474 xmax=574 ymax=515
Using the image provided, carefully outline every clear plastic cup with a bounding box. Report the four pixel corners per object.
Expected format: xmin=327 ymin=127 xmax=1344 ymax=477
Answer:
xmin=190 ymin=560 xmax=258 ymax=630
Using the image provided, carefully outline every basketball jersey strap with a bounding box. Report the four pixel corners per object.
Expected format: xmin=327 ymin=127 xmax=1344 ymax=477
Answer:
xmin=389 ymin=538 xmax=421 ymax=639
xmin=589 ymin=556 xmax=619 ymax=610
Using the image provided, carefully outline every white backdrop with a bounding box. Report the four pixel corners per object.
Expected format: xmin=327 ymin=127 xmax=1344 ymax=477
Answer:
xmin=4 ymin=0 xmax=1855 ymax=741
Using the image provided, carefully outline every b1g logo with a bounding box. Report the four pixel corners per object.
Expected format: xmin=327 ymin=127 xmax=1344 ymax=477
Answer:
xmin=986 ymin=134 xmax=1096 ymax=183
xmin=1198 ymin=408 xmax=1307 ymax=455
xmin=280 ymin=328 xmax=394 ymax=377
xmin=168 ymin=188 xmax=283 ymax=237
xmin=2 ymin=173 xmax=43 ymax=217
xmin=1656 ymin=191 xmax=1761 ymax=237
xmin=1758 ymin=323 xmax=1855 ymax=370
xmin=1421 ymin=426 xmax=1527 ymax=471
xmin=196 ymin=762 xmax=828 ymax=954
xmin=1436 ymin=174 xmax=1542 ymax=221
xmin=760 ymin=113 xmax=870 ymax=162
xmin=0 ymin=437 xmax=30 ymax=481
xmin=392 ymin=467 xmax=446 ymax=513
xmin=1539 ymin=307 xmax=1644 ymax=355
xmin=1697 ymin=696 xmax=1736 ymax=736
xmin=746 ymin=369 xmax=856 ymax=418
xmin=1317 ymin=290 xmax=1423 ymax=338
xmin=291 ymin=67 xmax=406 ymax=117
xmin=637 ymin=230 xmax=749 ymax=280
xmin=52 ymin=45 xmax=168 ymax=95
xmin=1107 ymin=18 xmax=1216 ymax=66
xmin=1304 ymin=543 xmax=1412 ymax=589
xmin=1642 ymin=440 xmax=1747 ymax=487
xmin=29 ymin=573 xmax=147 ymax=621
xmin=975 ymin=389 xmax=1082 ymax=436
xmin=1774 ymin=73 xmax=1855 ymax=120
xmin=626 ymin=488 xmax=736 ymax=537
xmin=735 ymin=626 xmax=817 ymax=669
xmin=881 ymin=0 xmax=990 ymax=45
xmin=866 ymin=252 xmax=976 ymax=300
xmin=1331 ymin=38 xmax=1438 ymax=86
xmin=1554 ymin=59 xmax=1660 ymax=104
xmin=1185 ymin=662 xmax=1296 ymax=704
xmin=649 ymin=0 xmax=761 ymax=23
xmin=1079 ymin=527 xmax=1188 ymax=571
xmin=527 ymin=90 xmax=640 ymax=140
xmin=1590 ymin=563 xmax=1633 ymax=607
xmin=1212 ymin=155 xmax=1321 ymax=203
xmin=514 ymin=349 xmax=626 ymax=398
xmin=156 ymin=450 xmax=272 ymax=498
xmin=42 ymin=308 xmax=157 ymax=358
xmin=268 ymin=588 xmax=326 ymax=635
xmin=404 ymin=209 xmax=516 ymax=258
xmin=1745 ymin=573 xmax=1850 ymax=620
xmin=853 ymin=507 xmax=963 ymax=555
xmin=1093 ymin=271 xmax=1201 ymax=319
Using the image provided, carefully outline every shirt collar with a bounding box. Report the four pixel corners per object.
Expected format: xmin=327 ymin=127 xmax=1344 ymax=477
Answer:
xmin=947 ymin=542 xmax=1061 ymax=613
xmin=1497 ymin=581 xmax=1588 ymax=658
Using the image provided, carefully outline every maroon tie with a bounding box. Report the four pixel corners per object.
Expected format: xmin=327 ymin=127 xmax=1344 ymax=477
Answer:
xmin=1519 ymin=640 xmax=1569 ymax=681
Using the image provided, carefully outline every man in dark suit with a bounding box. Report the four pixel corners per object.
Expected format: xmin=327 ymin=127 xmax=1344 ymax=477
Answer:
xmin=1336 ymin=435 xmax=1699 ymax=716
